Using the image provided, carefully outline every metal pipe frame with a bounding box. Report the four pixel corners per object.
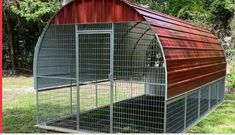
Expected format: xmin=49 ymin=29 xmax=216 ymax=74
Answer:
xmin=70 ymin=80 xmax=73 ymax=114
xmin=154 ymin=31 xmax=168 ymax=133
xmin=76 ymin=27 xmax=114 ymax=132
xmin=109 ymin=23 xmax=115 ymax=133
xmin=184 ymin=94 xmax=187 ymax=129
xmin=198 ymin=90 xmax=201 ymax=120
xmin=130 ymin=28 xmax=151 ymax=58
xmin=37 ymin=75 xmax=76 ymax=80
xmin=35 ymin=124 xmax=95 ymax=133
xmin=208 ymin=85 xmax=211 ymax=110
xmin=75 ymin=24 xmax=80 ymax=130
xmin=33 ymin=22 xmax=51 ymax=125
xmin=34 ymin=21 xmax=225 ymax=133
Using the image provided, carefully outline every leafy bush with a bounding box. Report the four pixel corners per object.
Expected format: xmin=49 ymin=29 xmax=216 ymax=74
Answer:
xmin=3 ymin=0 xmax=61 ymax=71
xmin=226 ymin=72 xmax=235 ymax=89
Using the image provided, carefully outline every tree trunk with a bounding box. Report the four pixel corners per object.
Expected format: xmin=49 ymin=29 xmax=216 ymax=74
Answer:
xmin=4 ymin=7 xmax=17 ymax=73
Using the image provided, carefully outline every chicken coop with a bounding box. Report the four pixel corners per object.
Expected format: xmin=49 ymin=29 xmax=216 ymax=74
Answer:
xmin=33 ymin=0 xmax=226 ymax=133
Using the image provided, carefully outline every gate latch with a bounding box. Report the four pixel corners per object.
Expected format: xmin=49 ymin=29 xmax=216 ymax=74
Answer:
xmin=108 ymin=73 xmax=113 ymax=80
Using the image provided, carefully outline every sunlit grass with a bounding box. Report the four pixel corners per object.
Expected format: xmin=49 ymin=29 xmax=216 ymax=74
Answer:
xmin=189 ymin=98 xmax=235 ymax=133
xmin=3 ymin=93 xmax=45 ymax=133
xmin=3 ymin=76 xmax=33 ymax=89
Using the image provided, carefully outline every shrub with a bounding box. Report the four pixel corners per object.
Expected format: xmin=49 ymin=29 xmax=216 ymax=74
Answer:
xmin=226 ymin=72 xmax=235 ymax=89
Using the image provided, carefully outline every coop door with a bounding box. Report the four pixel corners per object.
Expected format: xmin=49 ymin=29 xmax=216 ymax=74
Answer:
xmin=77 ymin=31 xmax=114 ymax=132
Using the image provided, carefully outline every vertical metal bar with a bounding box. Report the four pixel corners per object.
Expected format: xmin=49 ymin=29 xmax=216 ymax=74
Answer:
xmin=154 ymin=33 xmax=168 ymax=133
xmin=184 ymin=94 xmax=187 ymax=129
xmin=34 ymin=31 xmax=43 ymax=125
xmin=70 ymin=81 xmax=73 ymax=114
xmin=208 ymin=86 xmax=211 ymax=111
xmin=115 ymin=81 xmax=117 ymax=102
xmin=75 ymin=24 xmax=80 ymax=130
xmin=131 ymin=77 xmax=133 ymax=97
xmin=109 ymin=23 xmax=114 ymax=133
xmin=216 ymin=83 xmax=219 ymax=103
xmin=95 ymin=80 xmax=98 ymax=107
xmin=198 ymin=90 xmax=201 ymax=119
xmin=69 ymin=47 xmax=73 ymax=114
xmin=36 ymin=89 xmax=39 ymax=124
xmin=144 ymin=75 xmax=147 ymax=94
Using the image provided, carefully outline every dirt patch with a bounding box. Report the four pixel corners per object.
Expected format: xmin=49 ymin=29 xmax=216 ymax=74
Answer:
xmin=3 ymin=76 xmax=34 ymax=101
xmin=3 ymin=87 xmax=35 ymax=102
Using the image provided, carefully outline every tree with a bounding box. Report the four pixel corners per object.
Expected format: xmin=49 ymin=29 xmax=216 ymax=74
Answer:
xmin=3 ymin=0 xmax=17 ymax=73
xmin=207 ymin=0 xmax=235 ymax=39
xmin=128 ymin=0 xmax=169 ymax=13
xmin=3 ymin=0 xmax=235 ymax=74
xmin=3 ymin=0 xmax=61 ymax=73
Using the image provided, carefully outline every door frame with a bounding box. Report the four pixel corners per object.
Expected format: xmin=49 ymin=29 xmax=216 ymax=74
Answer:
xmin=75 ymin=24 xmax=114 ymax=132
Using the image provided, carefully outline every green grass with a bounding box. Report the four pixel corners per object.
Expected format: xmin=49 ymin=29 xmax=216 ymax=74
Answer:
xmin=189 ymin=100 xmax=235 ymax=133
xmin=225 ymin=93 xmax=235 ymax=101
xmin=2 ymin=76 xmax=128 ymax=133
xmin=3 ymin=93 xmax=46 ymax=133
xmin=3 ymin=76 xmax=235 ymax=133
xmin=3 ymin=76 xmax=44 ymax=133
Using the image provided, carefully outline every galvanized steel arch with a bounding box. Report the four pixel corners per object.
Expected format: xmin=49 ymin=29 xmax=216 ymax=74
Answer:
xmin=33 ymin=0 xmax=167 ymax=91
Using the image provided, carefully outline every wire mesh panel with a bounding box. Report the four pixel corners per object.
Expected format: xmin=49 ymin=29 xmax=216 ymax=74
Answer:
xmin=73 ymin=22 xmax=165 ymax=133
xmin=113 ymin=96 xmax=164 ymax=133
xmin=36 ymin=25 xmax=77 ymax=129
xmin=37 ymin=87 xmax=77 ymax=130
xmin=200 ymin=86 xmax=209 ymax=116
xmin=37 ymin=25 xmax=76 ymax=89
xmin=35 ymin=22 xmax=225 ymax=133
xmin=166 ymin=78 xmax=225 ymax=133
xmin=166 ymin=98 xmax=185 ymax=133
xmin=218 ymin=78 xmax=225 ymax=102
xmin=78 ymin=32 xmax=111 ymax=132
xmin=210 ymin=82 xmax=218 ymax=109
xmin=35 ymin=19 xmax=225 ymax=133
xmin=186 ymin=91 xmax=199 ymax=127
xmin=112 ymin=22 xmax=165 ymax=133
xmin=78 ymin=33 xmax=110 ymax=82
xmin=77 ymin=23 xmax=112 ymax=31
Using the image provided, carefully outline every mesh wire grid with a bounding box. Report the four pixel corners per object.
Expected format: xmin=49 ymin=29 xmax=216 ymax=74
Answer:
xmin=186 ymin=91 xmax=199 ymax=128
xmin=35 ymin=22 xmax=225 ymax=133
xmin=166 ymin=78 xmax=225 ymax=133
xmin=36 ymin=22 xmax=166 ymax=133
xmin=200 ymin=86 xmax=210 ymax=117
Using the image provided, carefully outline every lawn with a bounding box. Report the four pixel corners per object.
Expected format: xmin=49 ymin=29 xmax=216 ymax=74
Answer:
xmin=189 ymin=93 xmax=235 ymax=133
xmin=3 ymin=76 xmax=235 ymax=133
xmin=3 ymin=76 xmax=45 ymax=133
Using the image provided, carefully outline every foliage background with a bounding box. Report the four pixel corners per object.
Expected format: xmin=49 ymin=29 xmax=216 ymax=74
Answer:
xmin=3 ymin=0 xmax=235 ymax=74
xmin=2 ymin=0 xmax=235 ymax=133
xmin=3 ymin=0 xmax=60 ymax=73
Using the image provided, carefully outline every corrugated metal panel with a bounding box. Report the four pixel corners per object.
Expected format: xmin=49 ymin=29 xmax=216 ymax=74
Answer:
xmin=49 ymin=0 xmax=226 ymax=99
xmin=50 ymin=0 xmax=144 ymax=25
xmin=124 ymin=1 xmax=226 ymax=99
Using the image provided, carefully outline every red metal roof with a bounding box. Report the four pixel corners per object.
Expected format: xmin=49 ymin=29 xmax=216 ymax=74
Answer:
xmin=49 ymin=0 xmax=226 ymax=99
xmin=50 ymin=0 xmax=144 ymax=24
